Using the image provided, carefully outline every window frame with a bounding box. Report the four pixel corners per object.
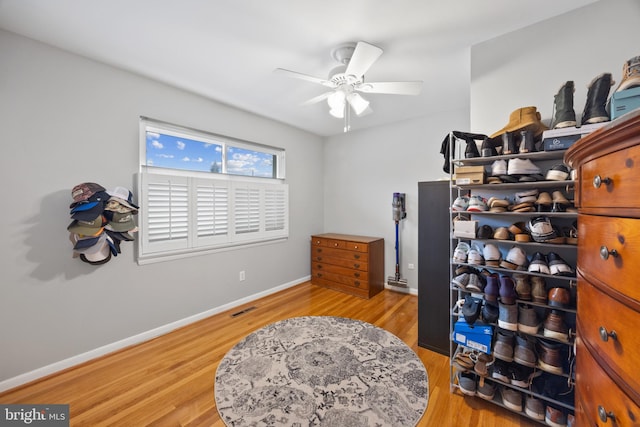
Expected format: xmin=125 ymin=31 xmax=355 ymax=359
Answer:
xmin=136 ymin=117 xmax=288 ymax=264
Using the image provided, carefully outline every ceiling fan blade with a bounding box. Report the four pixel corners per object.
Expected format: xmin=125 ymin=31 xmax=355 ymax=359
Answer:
xmin=301 ymin=91 xmax=333 ymax=106
xmin=344 ymin=42 xmax=383 ymax=78
xmin=274 ymin=68 xmax=335 ymax=88
xmin=356 ymin=81 xmax=423 ymax=95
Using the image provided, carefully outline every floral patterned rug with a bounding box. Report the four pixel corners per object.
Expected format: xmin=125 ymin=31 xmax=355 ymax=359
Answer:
xmin=214 ymin=316 xmax=428 ymax=426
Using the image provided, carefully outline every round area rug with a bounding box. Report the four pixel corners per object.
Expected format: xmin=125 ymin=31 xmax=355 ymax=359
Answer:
xmin=214 ymin=316 xmax=428 ymax=427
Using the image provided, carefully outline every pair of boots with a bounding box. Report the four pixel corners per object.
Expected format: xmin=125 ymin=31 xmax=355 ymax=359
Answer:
xmin=551 ymin=74 xmax=614 ymax=129
xmin=551 ymin=55 xmax=640 ymax=129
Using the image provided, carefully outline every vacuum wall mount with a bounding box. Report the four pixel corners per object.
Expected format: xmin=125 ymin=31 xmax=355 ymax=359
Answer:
xmin=388 ymin=192 xmax=408 ymax=288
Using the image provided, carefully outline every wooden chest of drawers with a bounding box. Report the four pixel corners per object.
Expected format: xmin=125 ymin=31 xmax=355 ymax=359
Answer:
xmin=565 ymin=110 xmax=640 ymax=426
xmin=310 ymin=233 xmax=384 ymax=299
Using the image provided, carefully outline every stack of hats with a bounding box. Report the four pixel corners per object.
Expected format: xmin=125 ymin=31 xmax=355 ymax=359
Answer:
xmin=67 ymin=182 xmax=139 ymax=265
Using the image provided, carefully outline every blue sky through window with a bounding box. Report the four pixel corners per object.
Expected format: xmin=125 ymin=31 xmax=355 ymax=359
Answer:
xmin=146 ymin=131 xmax=275 ymax=177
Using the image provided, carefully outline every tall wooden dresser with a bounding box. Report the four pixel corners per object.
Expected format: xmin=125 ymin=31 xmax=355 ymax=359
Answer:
xmin=565 ymin=110 xmax=640 ymax=426
xmin=310 ymin=233 xmax=384 ymax=299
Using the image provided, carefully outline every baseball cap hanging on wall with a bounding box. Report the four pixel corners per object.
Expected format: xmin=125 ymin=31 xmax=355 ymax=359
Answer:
xmin=67 ymin=182 xmax=139 ymax=266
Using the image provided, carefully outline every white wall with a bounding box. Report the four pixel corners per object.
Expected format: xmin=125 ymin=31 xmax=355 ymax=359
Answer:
xmin=0 ymin=30 xmax=324 ymax=386
xmin=471 ymin=0 xmax=640 ymax=134
xmin=323 ymin=109 xmax=469 ymax=292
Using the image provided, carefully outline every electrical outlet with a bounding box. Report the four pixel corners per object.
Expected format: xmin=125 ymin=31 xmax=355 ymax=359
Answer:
xmin=408 ymin=263 xmax=415 ymax=270
xmin=239 ymin=270 xmax=245 ymax=281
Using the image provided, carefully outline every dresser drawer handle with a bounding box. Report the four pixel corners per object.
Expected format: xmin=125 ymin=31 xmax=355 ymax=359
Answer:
xmin=598 ymin=405 xmax=615 ymax=423
xmin=353 ymin=263 xmax=360 ymax=268
xmin=354 ymin=254 xmax=361 ymax=260
xmin=333 ymin=243 xmax=339 ymax=247
xmin=354 ymin=272 xmax=360 ymax=278
xmin=317 ymin=264 xmax=322 ymax=269
xmin=316 ymin=257 xmax=322 ymax=261
xmin=599 ymin=326 xmax=617 ymax=342
xmin=354 ymin=245 xmax=359 ymax=249
xmin=600 ymin=246 xmax=618 ymax=260
xmin=593 ymin=175 xmax=612 ymax=188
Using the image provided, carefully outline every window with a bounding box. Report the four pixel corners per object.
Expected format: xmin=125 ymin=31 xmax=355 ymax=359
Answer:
xmin=137 ymin=118 xmax=288 ymax=264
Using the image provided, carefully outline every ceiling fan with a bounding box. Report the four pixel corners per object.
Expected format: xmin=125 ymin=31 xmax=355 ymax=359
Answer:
xmin=275 ymin=41 xmax=423 ymax=132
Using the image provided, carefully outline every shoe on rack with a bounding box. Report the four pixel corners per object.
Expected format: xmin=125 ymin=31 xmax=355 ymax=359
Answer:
xmin=535 ymin=191 xmax=552 ymax=212
xmin=452 ymin=272 xmax=470 ymax=290
xmin=528 ymin=216 xmax=556 ymax=242
xmin=484 ymin=273 xmax=500 ymax=302
xmin=515 ymin=189 xmax=539 ymax=204
xmin=452 ymin=196 xmax=469 ymax=212
xmin=500 ymin=247 xmax=527 ymax=271
xmin=548 ymin=287 xmax=571 ymax=308
xmin=491 ymin=359 xmax=510 ymax=383
xmin=513 ymin=273 xmax=531 ymax=301
xmin=493 ymin=226 xmax=511 ymax=241
xmin=513 ymin=333 xmax=538 ymax=368
xmin=481 ymin=137 xmax=499 ymax=157
xmin=501 ymin=131 xmax=518 ymax=155
xmin=499 ymin=275 xmax=518 ymax=305
xmin=482 ymin=300 xmax=499 ymax=324
xmin=525 ymin=394 xmax=545 ymax=421
xmin=498 ymin=302 xmax=518 ymax=331
xmin=500 ymin=386 xmax=523 ymax=412
xmin=466 ymin=274 xmax=485 ymax=293
xmin=509 ymin=363 xmax=535 ymax=388
xmin=517 ymin=304 xmax=540 ymax=335
xmin=477 ymin=224 xmax=494 ymax=240
xmin=552 ymin=191 xmax=570 ymax=206
xmin=546 ymin=164 xmax=571 ymax=181
xmin=582 ymin=73 xmax=614 ymax=125
xmin=453 ymin=242 xmax=470 ymax=264
xmin=462 ymin=295 xmax=484 ymax=325
xmin=491 ymin=159 xmax=508 ymax=176
xmin=615 ymin=55 xmax=640 ymax=92
xmin=507 ymin=158 xmax=542 ymax=175
xmin=531 ymin=276 xmax=547 ymax=303
xmin=545 ymin=405 xmax=568 ymax=427
xmin=465 ymin=138 xmax=481 ymax=158
xmin=543 ymin=310 xmax=570 ymax=342
xmin=494 ymin=330 xmax=515 ymax=362
xmin=537 ymin=338 xmax=565 ymax=375
xmin=518 ymin=129 xmax=536 ymax=153
xmin=551 ymin=81 xmax=577 ymax=129
xmin=528 ymin=252 xmax=550 ymax=275
xmin=476 ymin=379 xmax=496 ymax=400
xmin=483 ymin=244 xmax=502 ymax=267
xmin=467 ymin=195 xmax=488 ymax=212
xmin=547 ymin=252 xmax=574 ymax=276
xmin=467 ymin=245 xmax=485 ymax=266
xmin=457 ymin=371 xmax=477 ymax=396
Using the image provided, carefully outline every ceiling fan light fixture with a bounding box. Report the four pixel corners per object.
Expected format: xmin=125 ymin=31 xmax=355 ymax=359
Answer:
xmin=347 ymin=93 xmax=370 ymax=116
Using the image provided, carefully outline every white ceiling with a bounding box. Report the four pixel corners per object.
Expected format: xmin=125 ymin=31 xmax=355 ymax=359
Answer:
xmin=0 ymin=0 xmax=598 ymax=136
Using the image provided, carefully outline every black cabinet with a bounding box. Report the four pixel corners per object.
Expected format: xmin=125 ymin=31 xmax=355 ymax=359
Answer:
xmin=418 ymin=180 xmax=452 ymax=355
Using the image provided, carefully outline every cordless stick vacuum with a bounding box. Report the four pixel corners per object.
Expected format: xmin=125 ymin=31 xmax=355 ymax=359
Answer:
xmin=388 ymin=192 xmax=408 ymax=288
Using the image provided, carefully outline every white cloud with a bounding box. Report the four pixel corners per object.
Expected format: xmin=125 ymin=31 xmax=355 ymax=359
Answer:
xmin=151 ymin=140 xmax=163 ymax=149
xmin=182 ymin=156 xmax=190 ymax=162
xmin=195 ymin=157 xmax=203 ymax=163
xmin=147 ymin=131 xmax=160 ymax=139
xmin=176 ymin=141 xmax=186 ymax=150
xmin=157 ymin=154 xmax=174 ymax=159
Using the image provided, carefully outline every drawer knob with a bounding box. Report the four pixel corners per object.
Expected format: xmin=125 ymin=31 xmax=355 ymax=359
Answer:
xmin=600 ymin=246 xmax=618 ymax=260
xmin=593 ymin=175 xmax=612 ymax=188
xmin=599 ymin=326 xmax=617 ymax=342
xmin=598 ymin=405 xmax=615 ymax=423
xmin=354 ymin=263 xmax=360 ymax=268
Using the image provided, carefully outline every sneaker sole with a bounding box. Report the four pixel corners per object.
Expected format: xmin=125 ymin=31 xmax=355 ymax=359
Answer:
xmin=543 ymin=328 xmax=569 ymax=342
xmin=497 ymin=320 xmax=518 ymax=331
xmin=518 ymin=324 xmax=540 ymax=335
xmin=537 ymin=359 xmax=564 ymax=375
xmin=545 ymin=415 xmax=568 ymax=427
xmin=525 ymin=407 xmax=545 ymax=421
xmin=502 ymin=398 xmax=522 ymax=412
xmin=546 ymin=170 xmax=569 ymax=180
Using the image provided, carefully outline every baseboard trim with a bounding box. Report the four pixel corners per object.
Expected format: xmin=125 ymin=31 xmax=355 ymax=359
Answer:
xmin=384 ymin=284 xmax=418 ymax=296
xmin=0 ymin=276 xmax=310 ymax=393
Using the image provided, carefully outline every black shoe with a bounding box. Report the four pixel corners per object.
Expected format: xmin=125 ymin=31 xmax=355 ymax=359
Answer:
xmin=481 ymin=137 xmax=498 ymax=157
xmin=582 ymin=73 xmax=614 ymax=125
xmin=502 ymin=132 xmax=518 ymax=155
xmin=551 ymin=81 xmax=577 ymax=129
xmin=518 ymin=130 xmax=536 ymax=153
xmin=465 ymin=137 xmax=481 ymax=158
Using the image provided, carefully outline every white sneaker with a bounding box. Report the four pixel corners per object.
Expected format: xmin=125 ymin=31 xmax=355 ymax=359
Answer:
xmin=467 ymin=245 xmax=485 ymax=265
xmin=508 ymin=158 xmax=542 ymax=175
xmin=491 ymin=159 xmax=507 ymax=176
xmin=452 ymin=196 xmax=469 ymax=212
xmin=453 ymin=242 xmax=470 ymax=263
xmin=467 ymin=195 xmax=488 ymax=212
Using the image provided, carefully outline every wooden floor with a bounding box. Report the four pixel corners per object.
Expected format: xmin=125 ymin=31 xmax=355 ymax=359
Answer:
xmin=0 ymin=282 xmax=538 ymax=426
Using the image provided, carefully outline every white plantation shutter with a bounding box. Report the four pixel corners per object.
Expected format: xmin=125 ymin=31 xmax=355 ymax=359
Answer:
xmin=233 ymin=185 xmax=261 ymax=236
xmin=264 ymin=186 xmax=288 ymax=232
xmin=194 ymin=179 xmax=229 ymax=246
xmin=138 ymin=173 xmax=288 ymax=262
xmin=141 ymin=174 xmax=189 ymax=253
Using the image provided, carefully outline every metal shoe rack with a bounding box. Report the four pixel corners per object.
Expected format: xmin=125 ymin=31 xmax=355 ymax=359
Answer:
xmin=447 ymin=131 xmax=577 ymax=425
